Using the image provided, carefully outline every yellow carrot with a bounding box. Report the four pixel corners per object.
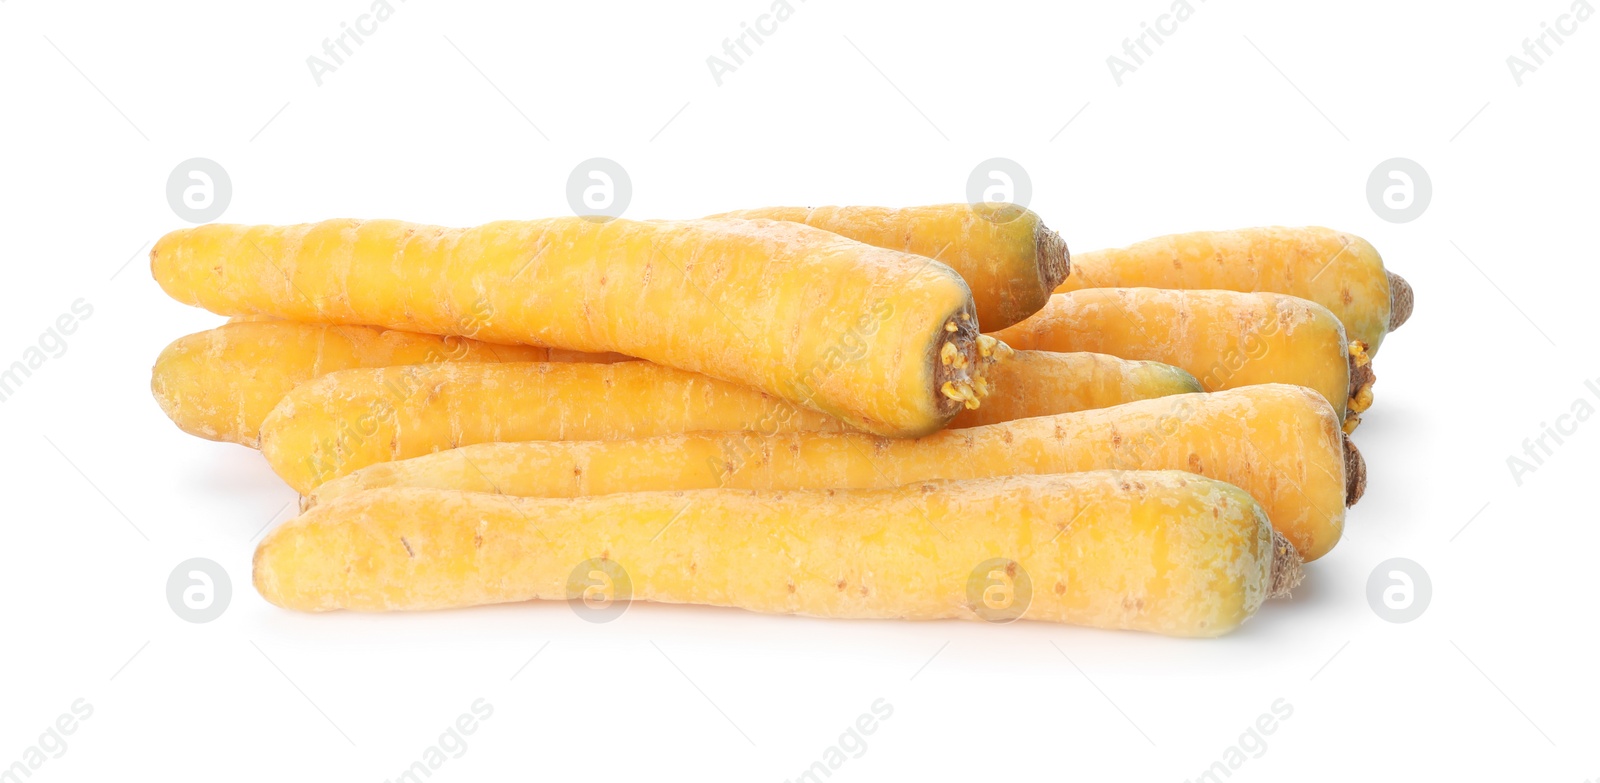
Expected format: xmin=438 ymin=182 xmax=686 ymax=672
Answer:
xmin=950 ymin=350 xmax=1199 ymax=428
xmin=1057 ymin=226 xmax=1411 ymax=355
xmin=151 ymin=217 xmax=994 ymax=437
xmin=151 ymin=321 xmax=625 ymax=447
xmin=699 ymin=212 xmax=1408 ymax=354
xmin=709 ymin=203 xmax=1069 ymax=330
xmin=310 ymin=384 xmax=1351 ymax=560
xmin=257 ymin=473 xmax=1301 ymax=637
xmin=990 ymin=289 xmax=1365 ymax=424
xmin=259 ymin=360 xmax=848 ymax=494
xmin=261 ymin=349 xmax=1202 ymax=494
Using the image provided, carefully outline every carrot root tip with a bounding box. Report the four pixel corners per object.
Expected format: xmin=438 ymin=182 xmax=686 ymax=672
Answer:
xmin=1388 ymin=272 xmax=1414 ymax=331
xmin=1035 ymin=223 xmax=1071 ymax=291
xmin=1343 ymin=435 xmax=1367 ymax=507
xmin=1269 ymin=531 xmax=1305 ymax=600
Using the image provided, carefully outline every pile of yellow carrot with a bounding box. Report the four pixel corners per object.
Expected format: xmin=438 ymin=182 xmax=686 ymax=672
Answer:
xmin=149 ymin=204 xmax=1412 ymax=638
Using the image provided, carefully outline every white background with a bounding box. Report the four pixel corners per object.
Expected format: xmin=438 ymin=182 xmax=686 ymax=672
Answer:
xmin=2 ymin=0 xmax=1597 ymax=780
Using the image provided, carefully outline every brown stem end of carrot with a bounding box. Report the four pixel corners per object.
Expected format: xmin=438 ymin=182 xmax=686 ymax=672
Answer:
xmin=1269 ymin=531 xmax=1305 ymax=600
xmin=1036 ymin=223 xmax=1071 ymax=291
xmin=1388 ymin=271 xmax=1414 ymax=331
xmin=935 ymin=307 xmax=1002 ymax=416
xmin=1344 ymin=435 xmax=1367 ymax=507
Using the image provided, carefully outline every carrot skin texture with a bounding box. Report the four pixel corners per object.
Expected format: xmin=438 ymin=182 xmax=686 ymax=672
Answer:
xmin=991 ymin=289 xmax=1354 ymax=421
xmin=710 ymin=204 xmax=1069 ymax=330
xmin=1057 ymin=226 xmax=1396 ymax=354
xmin=262 ymin=351 xmax=1196 ymax=493
xmin=312 ymin=384 xmax=1346 ymax=560
xmin=950 ymin=350 xmax=1200 ymax=428
xmin=260 ymin=360 xmax=848 ymax=494
xmin=150 ymin=218 xmax=983 ymax=437
xmin=258 ymin=473 xmax=1278 ymax=637
xmin=151 ymin=321 xmax=623 ymax=447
